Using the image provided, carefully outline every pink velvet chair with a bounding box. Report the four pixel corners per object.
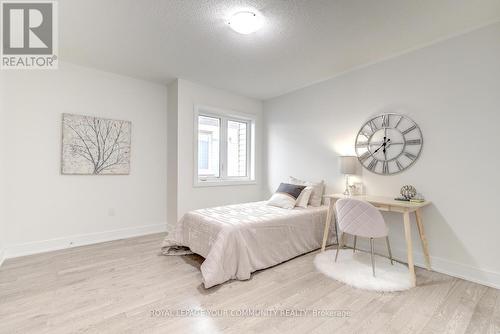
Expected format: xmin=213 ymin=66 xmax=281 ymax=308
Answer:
xmin=335 ymin=198 xmax=394 ymax=276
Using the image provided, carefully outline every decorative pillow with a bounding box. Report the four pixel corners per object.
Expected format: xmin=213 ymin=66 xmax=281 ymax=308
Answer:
xmin=268 ymin=183 xmax=306 ymax=209
xmin=289 ymin=176 xmax=325 ymax=207
xmin=296 ymin=186 xmax=313 ymax=208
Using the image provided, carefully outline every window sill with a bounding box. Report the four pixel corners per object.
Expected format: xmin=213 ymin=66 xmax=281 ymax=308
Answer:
xmin=194 ymin=179 xmax=257 ymax=187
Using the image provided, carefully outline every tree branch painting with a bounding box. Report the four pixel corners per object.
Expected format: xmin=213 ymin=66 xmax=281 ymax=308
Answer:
xmin=61 ymin=114 xmax=131 ymax=175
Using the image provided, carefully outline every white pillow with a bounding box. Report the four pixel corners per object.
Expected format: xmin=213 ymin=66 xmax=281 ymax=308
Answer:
xmin=296 ymin=186 xmax=313 ymax=208
xmin=268 ymin=183 xmax=306 ymax=209
xmin=289 ymin=176 xmax=325 ymax=207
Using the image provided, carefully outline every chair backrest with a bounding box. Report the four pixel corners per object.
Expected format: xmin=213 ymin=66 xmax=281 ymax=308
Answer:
xmin=335 ymin=198 xmax=388 ymax=238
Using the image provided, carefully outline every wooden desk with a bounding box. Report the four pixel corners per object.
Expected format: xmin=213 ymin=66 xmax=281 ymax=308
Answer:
xmin=321 ymin=194 xmax=431 ymax=287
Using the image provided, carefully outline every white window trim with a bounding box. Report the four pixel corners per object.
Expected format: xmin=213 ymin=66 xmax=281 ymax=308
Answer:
xmin=194 ymin=105 xmax=256 ymax=187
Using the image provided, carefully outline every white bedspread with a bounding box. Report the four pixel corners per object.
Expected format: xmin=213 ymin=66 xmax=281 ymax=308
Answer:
xmin=162 ymin=201 xmax=335 ymax=288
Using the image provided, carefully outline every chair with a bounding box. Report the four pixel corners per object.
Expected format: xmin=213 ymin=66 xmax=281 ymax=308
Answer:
xmin=334 ymin=198 xmax=393 ymax=276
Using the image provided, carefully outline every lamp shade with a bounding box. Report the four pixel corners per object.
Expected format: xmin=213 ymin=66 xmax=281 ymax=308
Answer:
xmin=339 ymin=156 xmax=357 ymax=175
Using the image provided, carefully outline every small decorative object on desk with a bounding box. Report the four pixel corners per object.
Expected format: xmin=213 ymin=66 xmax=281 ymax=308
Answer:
xmin=410 ymin=193 xmax=425 ymax=203
xmin=400 ymin=185 xmax=417 ymax=199
xmin=349 ymin=182 xmax=364 ymax=196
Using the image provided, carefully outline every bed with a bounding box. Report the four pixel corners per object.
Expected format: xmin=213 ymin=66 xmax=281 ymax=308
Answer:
xmin=161 ymin=201 xmax=336 ymax=288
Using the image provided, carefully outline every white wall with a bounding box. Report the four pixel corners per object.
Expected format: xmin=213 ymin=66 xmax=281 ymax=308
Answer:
xmin=173 ymin=79 xmax=264 ymax=222
xmin=264 ymin=23 xmax=500 ymax=288
xmin=0 ymin=72 xmax=6 ymax=265
xmin=167 ymin=80 xmax=179 ymax=227
xmin=2 ymin=62 xmax=168 ymax=258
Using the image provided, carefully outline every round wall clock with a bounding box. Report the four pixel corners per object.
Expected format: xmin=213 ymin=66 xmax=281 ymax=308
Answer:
xmin=355 ymin=113 xmax=423 ymax=175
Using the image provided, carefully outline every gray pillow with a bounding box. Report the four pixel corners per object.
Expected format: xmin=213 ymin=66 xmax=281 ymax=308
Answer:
xmin=268 ymin=183 xmax=306 ymax=209
xmin=289 ymin=176 xmax=325 ymax=207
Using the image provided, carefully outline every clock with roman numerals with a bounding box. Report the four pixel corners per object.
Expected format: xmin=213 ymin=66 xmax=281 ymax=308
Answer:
xmin=355 ymin=113 xmax=423 ymax=175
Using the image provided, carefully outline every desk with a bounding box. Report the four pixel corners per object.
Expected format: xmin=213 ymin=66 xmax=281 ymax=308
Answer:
xmin=321 ymin=194 xmax=431 ymax=287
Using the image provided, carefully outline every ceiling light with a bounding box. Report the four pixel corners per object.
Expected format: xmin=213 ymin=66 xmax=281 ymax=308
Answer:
xmin=228 ymin=11 xmax=263 ymax=34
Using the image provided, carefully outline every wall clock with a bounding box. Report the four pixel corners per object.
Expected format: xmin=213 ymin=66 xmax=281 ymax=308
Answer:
xmin=355 ymin=113 xmax=423 ymax=175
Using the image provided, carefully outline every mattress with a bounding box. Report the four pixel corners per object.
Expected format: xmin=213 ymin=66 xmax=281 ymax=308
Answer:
xmin=162 ymin=201 xmax=336 ymax=288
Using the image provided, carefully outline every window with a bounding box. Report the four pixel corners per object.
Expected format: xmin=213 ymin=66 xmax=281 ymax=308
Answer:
xmin=197 ymin=116 xmax=220 ymax=177
xmin=195 ymin=106 xmax=255 ymax=186
xmin=227 ymin=120 xmax=247 ymax=177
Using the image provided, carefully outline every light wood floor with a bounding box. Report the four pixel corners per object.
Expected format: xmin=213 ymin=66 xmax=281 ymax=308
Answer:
xmin=1 ymin=233 xmax=499 ymax=334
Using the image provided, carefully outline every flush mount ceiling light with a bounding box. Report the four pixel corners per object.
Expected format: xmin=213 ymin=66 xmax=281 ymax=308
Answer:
xmin=228 ymin=11 xmax=263 ymax=34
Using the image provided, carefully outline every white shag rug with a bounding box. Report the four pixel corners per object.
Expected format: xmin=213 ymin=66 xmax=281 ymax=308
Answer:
xmin=314 ymin=249 xmax=412 ymax=292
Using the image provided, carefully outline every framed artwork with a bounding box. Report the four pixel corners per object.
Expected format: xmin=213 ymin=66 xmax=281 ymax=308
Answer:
xmin=61 ymin=113 xmax=131 ymax=175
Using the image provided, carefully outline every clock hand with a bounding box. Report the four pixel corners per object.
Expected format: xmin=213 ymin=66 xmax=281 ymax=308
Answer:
xmin=373 ymin=143 xmax=384 ymax=153
xmin=386 ymin=140 xmax=402 ymax=150
xmin=374 ymin=138 xmax=390 ymax=153
xmin=369 ymin=138 xmax=392 ymax=146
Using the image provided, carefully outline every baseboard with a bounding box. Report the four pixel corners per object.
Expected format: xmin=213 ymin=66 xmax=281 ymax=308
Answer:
xmin=353 ymin=242 xmax=500 ymax=289
xmin=393 ymin=247 xmax=500 ymax=290
xmin=5 ymin=223 xmax=167 ymax=259
xmin=0 ymin=248 xmax=5 ymax=267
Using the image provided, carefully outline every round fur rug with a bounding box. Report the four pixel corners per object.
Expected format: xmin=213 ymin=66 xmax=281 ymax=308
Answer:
xmin=314 ymin=249 xmax=412 ymax=292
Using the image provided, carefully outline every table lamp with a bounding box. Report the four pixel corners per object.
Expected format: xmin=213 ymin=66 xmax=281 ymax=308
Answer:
xmin=340 ymin=156 xmax=357 ymax=195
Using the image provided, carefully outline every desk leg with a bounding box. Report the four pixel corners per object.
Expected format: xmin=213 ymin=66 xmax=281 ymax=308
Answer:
xmin=403 ymin=211 xmax=416 ymax=287
xmin=415 ymin=209 xmax=431 ymax=270
xmin=321 ymin=199 xmax=335 ymax=252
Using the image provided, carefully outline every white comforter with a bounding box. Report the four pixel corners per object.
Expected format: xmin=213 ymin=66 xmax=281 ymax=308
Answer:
xmin=162 ymin=201 xmax=334 ymax=288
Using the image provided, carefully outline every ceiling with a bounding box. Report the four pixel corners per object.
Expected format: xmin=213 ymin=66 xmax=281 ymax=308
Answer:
xmin=60 ymin=0 xmax=500 ymax=100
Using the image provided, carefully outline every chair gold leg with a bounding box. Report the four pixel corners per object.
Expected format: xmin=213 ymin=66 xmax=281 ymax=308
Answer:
xmin=353 ymin=235 xmax=357 ymax=253
xmin=335 ymin=233 xmax=342 ymax=262
xmin=386 ymin=236 xmax=394 ymax=265
xmin=335 ymin=232 xmax=346 ymax=262
xmin=370 ymin=238 xmax=375 ymax=277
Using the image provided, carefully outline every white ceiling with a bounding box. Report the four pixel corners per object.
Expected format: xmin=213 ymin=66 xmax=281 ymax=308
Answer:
xmin=60 ymin=0 xmax=500 ymax=99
